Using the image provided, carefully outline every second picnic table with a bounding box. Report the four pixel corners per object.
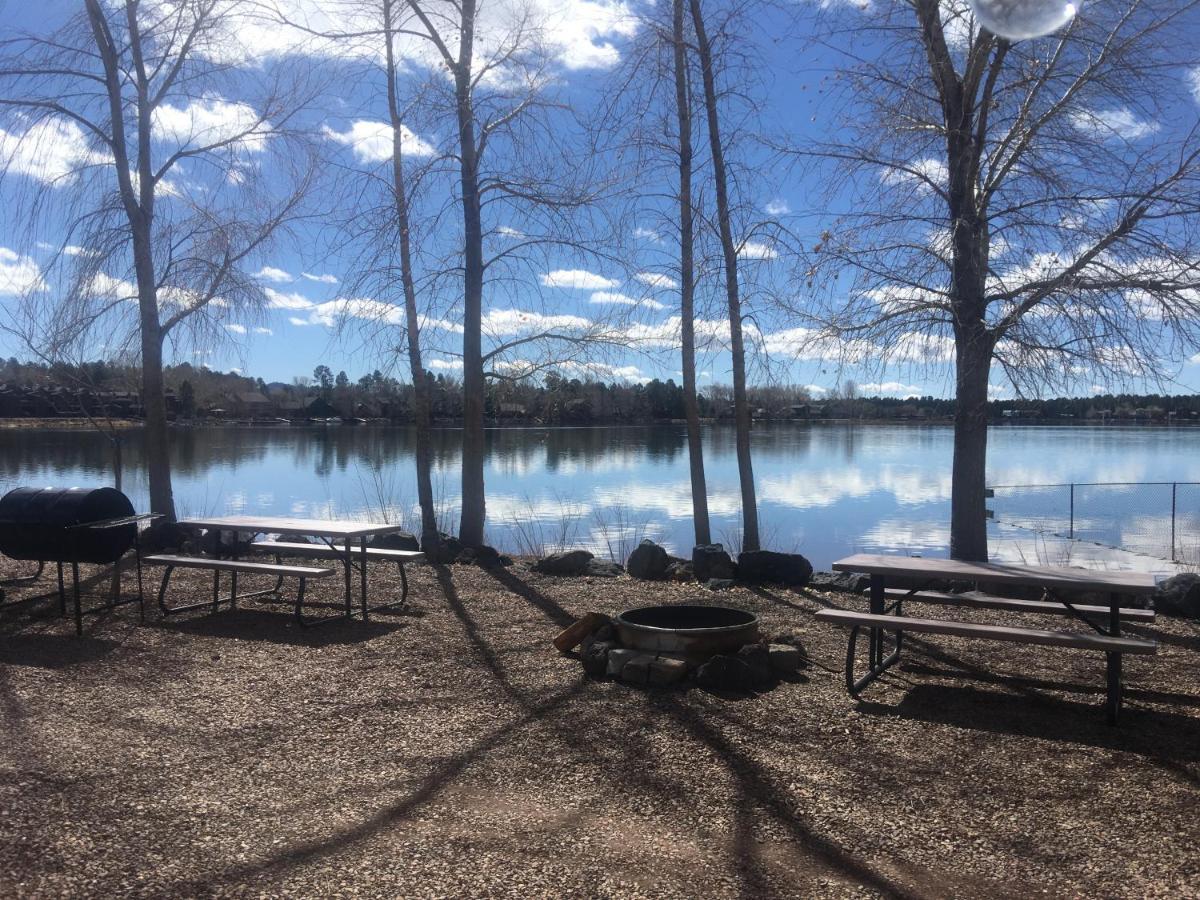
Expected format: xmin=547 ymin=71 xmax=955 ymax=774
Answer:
xmin=816 ymin=553 xmax=1160 ymax=724
xmin=176 ymin=515 xmax=422 ymax=622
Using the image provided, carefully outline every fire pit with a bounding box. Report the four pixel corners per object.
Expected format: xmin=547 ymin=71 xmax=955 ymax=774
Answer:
xmin=615 ymin=604 xmax=758 ymax=660
xmin=558 ymin=602 xmax=801 ymax=691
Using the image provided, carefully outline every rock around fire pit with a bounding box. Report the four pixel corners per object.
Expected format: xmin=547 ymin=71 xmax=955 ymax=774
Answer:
xmin=554 ymin=604 xmax=805 ymax=691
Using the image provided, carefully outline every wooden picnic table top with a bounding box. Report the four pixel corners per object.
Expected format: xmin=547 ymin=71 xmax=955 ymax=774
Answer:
xmin=832 ymin=553 xmax=1160 ymax=595
xmin=177 ymin=515 xmax=406 ymax=540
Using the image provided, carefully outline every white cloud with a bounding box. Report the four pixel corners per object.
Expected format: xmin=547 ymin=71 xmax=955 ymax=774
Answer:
xmin=558 ymin=360 xmax=645 ymax=382
xmin=1189 ymin=69 xmax=1200 ymax=103
xmin=859 ymin=381 xmax=924 ymax=397
xmin=254 ymin=326 xmax=273 ymax=335
xmin=589 ymin=291 xmax=665 ymax=310
xmin=0 ymin=247 xmax=45 ymax=295
xmin=264 ymin=288 xmax=314 ymax=310
xmin=540 ymin=269 xmax=618 ymax=290
xmin=35 ymin=242 xmax=101 ymax=259
xmin=254 ymin=266 xmax=293 ymax=283
xmin=321 ymin=120 xmax=436 ymax=163
xmin=765 ymin=199 xmax=790 ymax=216
xmin=1191 ymin=352 xmax=1200 ymax=365
xmin=302 ymin=272 xmax=338 ymax=285
xmin=0 ymin=118 xmax=109 ymax=185
xmin=738 ymin=240 xmax=777 ymax=260
xmin=153 ymin=94 xmax=271 ymax=154
xmin=802 ymin=384 xmax=827 ymax=395
xmin=428 ymin=358 xmax=464 ymax=371
xmin=177 ymin=0 xmax=639 ymax=74
xmin=879 ymin=157 xmax=948 ymax=191
xmin=633 ymin=227 xmax=662 ymax=243
xmin=225 ymin=323 xmax=247 ymax=334
xmin=624 ymin=316 xmax=734 ymax=350
xmin=634 ymin=271 xmax=678 ymax=290
xmin=1069 ymin=107 xmax=1160 ymax=141
xmin=497 ymin=225 xmax=526 ymax=238
xmin=288 ymin=316 xmax=310 ymax=326
xmin=482 ymin=308 xmax=592 ymax=335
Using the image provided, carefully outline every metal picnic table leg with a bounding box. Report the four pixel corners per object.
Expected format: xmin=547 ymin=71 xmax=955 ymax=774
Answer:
xmin=869 ymin=574 xmax=884 ymax=668
xmin=343 ymin=537 xmax=354 ymax=618
xmin=71 ymin=561 xmax=82 ymax=636
xmin=359 ymin=536 xmax=369 ymax=621
xmin=1106 ymin=592 xmax=1122 ymax=725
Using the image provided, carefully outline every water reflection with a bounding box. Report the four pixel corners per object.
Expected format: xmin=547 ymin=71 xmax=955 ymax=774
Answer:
xmin=1 ymin=423 xmax=1196 ymax=570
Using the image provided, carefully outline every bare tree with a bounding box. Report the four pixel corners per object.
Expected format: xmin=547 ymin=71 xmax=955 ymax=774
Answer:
xmin=791 ymin=0 xmax=1200 ymax=559
xmin=0 ymin=0 xmax=315 ymax=520
xmin=397 ymin=0 xmax=624 ymax=548
xmin=688 ymin=0 xmax=759 ymax=552
xmin=673 ymin=0 xmax=712 ymax=546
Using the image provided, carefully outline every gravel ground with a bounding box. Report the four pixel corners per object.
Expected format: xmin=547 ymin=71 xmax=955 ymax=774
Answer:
xmin=1 ymin=556 xmax=1197 ymax=899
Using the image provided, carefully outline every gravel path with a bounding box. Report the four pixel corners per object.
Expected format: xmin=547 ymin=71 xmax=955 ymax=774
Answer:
xmin=1 ymin=558 xmax=1197 ymax=898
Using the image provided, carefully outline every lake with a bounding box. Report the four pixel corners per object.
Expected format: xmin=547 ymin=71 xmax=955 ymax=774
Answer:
xmin=1 ymin=423 xmax=1196 ymax=571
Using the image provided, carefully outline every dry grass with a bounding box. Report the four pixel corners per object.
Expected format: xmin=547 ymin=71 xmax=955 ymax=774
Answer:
xmin=1 ymin=556 xmax=1198 ymax=898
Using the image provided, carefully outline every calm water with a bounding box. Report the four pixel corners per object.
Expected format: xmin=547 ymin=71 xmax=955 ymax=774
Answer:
xmin=1 ymin=423 xmax=1197 ymax=570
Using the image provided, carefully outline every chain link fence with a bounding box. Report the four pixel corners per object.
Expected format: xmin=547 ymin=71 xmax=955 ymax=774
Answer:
xmin=988 ymin=481 xmax=1200 ymax=566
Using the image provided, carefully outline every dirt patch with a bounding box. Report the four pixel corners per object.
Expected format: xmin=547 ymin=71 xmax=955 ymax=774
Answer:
xmin=0 ymin=557 xmax=1197 ymax=898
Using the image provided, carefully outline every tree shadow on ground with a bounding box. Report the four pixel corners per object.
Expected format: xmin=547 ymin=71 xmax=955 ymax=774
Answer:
xmin=476 ymin=564 xmax=576 ymax=628
xmin=900 ymin=660 xmax=1200 ymax=709
xmin=648 ymin=692 xmax=919 ymax=897
xmin=150 ymin=607 xmax=403 ymax=646
xmin=853 ymin=684 xmax=1200 ymax=781
xmin=0 ymin=633 xmax=119 ymax=668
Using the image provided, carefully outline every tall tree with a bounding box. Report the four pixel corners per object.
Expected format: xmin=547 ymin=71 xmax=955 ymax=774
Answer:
xmin=672 ymin=0 xmax=712 ymax=545
xmin=794 ymin=0 xmax=1200 ymax=560
xmin=400 ymin=0 xmax=621 ymax=548
xmin=0 ymin=0 xmax=313 ymax=520
xmin=688 ymin=0 xmax=760 ymax=551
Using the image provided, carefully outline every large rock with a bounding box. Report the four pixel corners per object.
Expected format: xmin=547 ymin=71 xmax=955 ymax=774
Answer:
xmin=620 ymin=653 xmax=656 ymax=685
xmin=371 ymin=530 xmax=420 ymax=551
xmin=665 ymin=559 xmax=694 ymax=582
xmin=423 ymin=532 xmax=463 ymax=564
xmin=533 ymin=549 xmax=595 ymax=576
xmin=737 ymin=550 xmax=814 ymax=587
xmin=809 ymin=571 xmax=871 ymax=594
xmin=694 ymin=654 xmax=752 ymax=691
xmin=581 ymin=641 xmax=614 ymax=677
xmin=585 ymin=559 xmax=624 ymax=578
xmin=737 ymin=643 xmax=772 ymax=686
xmin=768 ymin=643 xmax=804 ymax=675
xmin=606 ymin=648 xmax=640 ymax=678
xmin=1156 ymin=573 xmax=1200 ymax=618
xmin=647 ymin=656 xmax=688 ymax=687
xmin=693 ymin=544 xmax=736 ymax=581
xmin=627 ymin=540 xmax=670 ymax=580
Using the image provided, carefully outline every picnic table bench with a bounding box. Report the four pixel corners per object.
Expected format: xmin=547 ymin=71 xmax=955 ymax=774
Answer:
xmin=816 ymin=554 xmax=1160 ymax=724
xmin=249 ymin=540 xmax=423 ymax=610
xmin=143 ymin=554 xmax=339 ymax=626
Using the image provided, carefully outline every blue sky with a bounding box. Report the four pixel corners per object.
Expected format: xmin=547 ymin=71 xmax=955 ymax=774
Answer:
xmin=2 ymin=0 xmax=1199 ymax=399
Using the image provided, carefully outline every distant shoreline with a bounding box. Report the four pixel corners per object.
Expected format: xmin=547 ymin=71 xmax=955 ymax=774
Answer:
xmin=1 ymin=416 xmax=1197 ymax=431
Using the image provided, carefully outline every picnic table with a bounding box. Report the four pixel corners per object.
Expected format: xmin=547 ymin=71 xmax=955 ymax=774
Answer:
xmin=153 ymin=516 xmax=423 ymax=625
xmin=816 ymin=553 xmax=1160 ymax=724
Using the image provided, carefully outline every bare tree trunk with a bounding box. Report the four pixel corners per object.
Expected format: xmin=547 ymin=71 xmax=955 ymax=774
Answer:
xmin=673 ymin=0 xmax=710 ymax=547
xmin=384 ymin=0 xmax=438 ymax=550
xmin=454 ymin=0 xmax=487 ymax=549
xmin=950 ymin=325 xmax=992 ymax=561
xmin=87 ymin=0 xmax=176 ymax=520
xmin=688 ymin=0 xmax=758 ymax=551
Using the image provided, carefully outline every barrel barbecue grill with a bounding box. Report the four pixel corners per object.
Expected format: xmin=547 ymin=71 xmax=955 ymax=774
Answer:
xmin=0 ymin=486 xmax=153 ymax=634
